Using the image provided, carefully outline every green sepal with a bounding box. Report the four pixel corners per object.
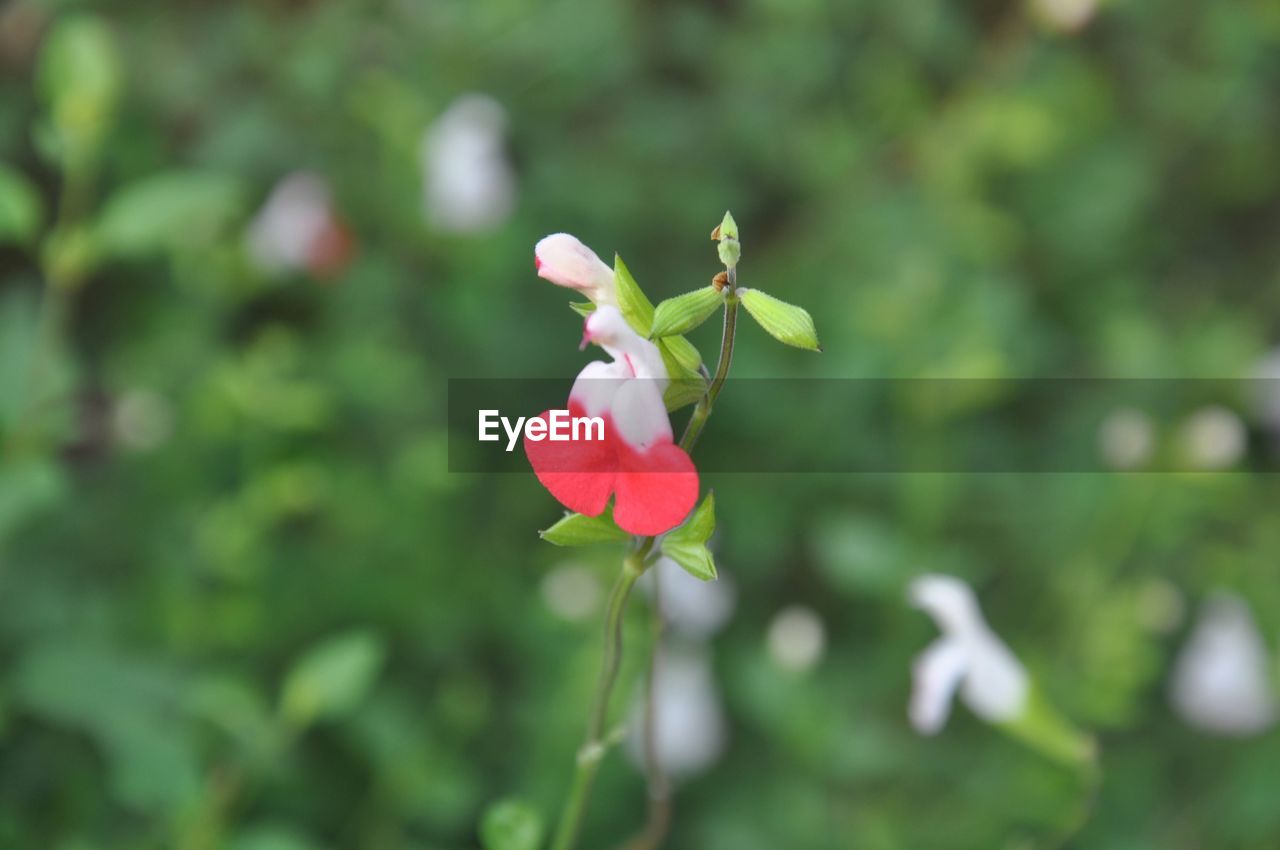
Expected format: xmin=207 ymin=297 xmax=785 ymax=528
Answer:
xmin=661 ymin=334 xmax=703 ymax=374
xmin=568 ymin=300 xmax=596 ymax=319
xmin=738 ymin=287 xmax=822 ymax=352
xmin=539 ymin=506 xmax=630 ymax=546
xmin=651 ymin=286 xmax=723 ymax=339
xmin=480 ymin=798 xmax=545 ymax=850
xmin=660 ymin=492 xmax=717 ymax=581
xmin=998 ymin=684 xmax=1097 ymax=770
xmin=613 ymin=254 xmax=655 ymax=336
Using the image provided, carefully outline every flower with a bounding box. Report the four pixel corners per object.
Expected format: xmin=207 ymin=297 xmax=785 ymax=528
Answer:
xmin=421 ymin=93 xmax=516 ymax=233
xmin=524 ymin=305 xmax=698 ymax=536
xmin=908 ymin=574 xmax=1029 ymax=734
xmin=1170 ymin=593 xmax=1277 ymax=736
xmin=246 ymin=172 xmax=354 ymax=278
xmin=534 ymin=234 xmax=617 ymax=306
xmin=626 ymin=646 xmax=726 ymax=778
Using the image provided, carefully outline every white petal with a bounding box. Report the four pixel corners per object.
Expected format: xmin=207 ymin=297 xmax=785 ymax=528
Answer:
xmin=908 ymin=574 xmax=984 ymax=639
xmin=534 ymin=233 xmax=616 ymax=304
xmin=960 ymin=632 xmax=1029 ymax=724
xmin=609 ymin=378 xmax=671 ymax=450
xmin=1171 ymin=594 xmax=1277 ymax=736
xmin=568 ymin=360 xmax=626 ymax=418
xmin=584 ymin=307 xmax=668 ymax=385
xmin=910 ymin=637 xmax=968 ymax=734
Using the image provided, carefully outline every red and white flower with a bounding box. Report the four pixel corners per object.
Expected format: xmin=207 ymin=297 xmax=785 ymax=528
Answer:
xmin=535 ymin=234 xmax=618 ymax=306
xmin=525 ymin=304 xmax=698 ymax=536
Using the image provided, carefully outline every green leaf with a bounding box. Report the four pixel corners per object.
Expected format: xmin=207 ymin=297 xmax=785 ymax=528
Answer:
xmin=738 ymin=288 xmax=822 ymax=352
xmin=280 ymin=630 xmax=385 ymax=727
xmin=999 ymin=684 xmax=1097 ymax=770
xmin=37 ymin=15 xmax=123 ymax=163
xmin=480 ymin=799 xmax=545 ymax=850
xmin=95 ymin=171 xmax=246 ymax=258
xmin=568 ymin=300 xmax=595 ymax=319
xmin=613 ymin=254 xmax=655 ymax=335
xmin=660 ymin=492 xmax=717 ymax=581
xmin=0 ymin=164 xmax=43 ymax=244
xmin=651 ymin=286 xmax=723 ymax=338
xmin=539 ymin=507 xmax=630 ymax=546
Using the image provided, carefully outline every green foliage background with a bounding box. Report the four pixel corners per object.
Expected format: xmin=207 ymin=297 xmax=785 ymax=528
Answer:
xmin=3 ymin=0 xmax=1280 ymax=847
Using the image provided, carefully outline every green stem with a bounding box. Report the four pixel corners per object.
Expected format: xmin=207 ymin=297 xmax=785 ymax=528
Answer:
xmin=550 ymin=540 xmax=652 ymax=850
xmin=679 ymin=266 xmax=738 ymax=453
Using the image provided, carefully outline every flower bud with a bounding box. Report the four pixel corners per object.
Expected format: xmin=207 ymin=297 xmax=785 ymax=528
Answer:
xmin=534 ymin=233 xmax=617 ymax=306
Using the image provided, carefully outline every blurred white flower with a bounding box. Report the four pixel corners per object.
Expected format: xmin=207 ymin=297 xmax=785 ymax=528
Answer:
xmin=766 ymin=605 xmax=826 ymax=672
xmin=1249 ymin=348 xmax=1280 ymax=432
xmin=626 ymin=646 xmax=726 ymax=778
xmin=539 ymin=563 xmax=602 ymax=622
xmin=641 ymin=556 xmax=735 ymax=640
xmin=246 ymin=172 xmax=353 ymax=277
xmin=1180 ymin=406 xmax=1246 ymax=471
xmin=422 ymin=93 xmax=516 ymax=233
xmin=1031 ymin=0 xmax=1098 ymax=32
xmin=1170 ymin=593 xmax=1277 ymax=736
xmin=908 ymin=574 xmax=1028 ymax=734
xmin=1098 ymin=407 xmax=1154 ymax=470
xmin=111 ymin=388 xmax=173 ymax=452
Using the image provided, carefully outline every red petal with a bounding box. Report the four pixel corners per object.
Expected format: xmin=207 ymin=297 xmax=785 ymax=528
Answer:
xmin=524 ymin=409 xmax=617 ymax=517
xmin=612 ymin=440 xmax=699 ymax=535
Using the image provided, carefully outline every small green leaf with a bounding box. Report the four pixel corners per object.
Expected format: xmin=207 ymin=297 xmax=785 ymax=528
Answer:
xmin=95 ymin=171 xmax=246 ymax=258
xmin=0 ymin=164 xmax=43 ymax=244
xmin=280 ymin=630 xmax=385 ymax=728
xmin=661 ymin=493 xmax=717 ymax=581
xmin=613 ymin=254 xmax=655 ymax=335
xmin=663 ymin=377 xmax=707 ymax=412
xmin=480 ymin=799 xmax=545 ymax=850
xmin=568 ymin=301 xmax=595 ymax=319
xmin=539 ymin=507 xmax=630 ymax=546
xmin=651 ymin=286 xmax=723 ymax=338
xmin=738 ymin=288 xmax=821 ymax=352
xmin=663 ymin=540 xmax=717 ymax=581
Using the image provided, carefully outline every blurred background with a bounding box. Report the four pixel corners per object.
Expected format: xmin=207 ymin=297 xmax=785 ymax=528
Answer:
xmin=3 ymin=0 xmax=1280 ymax=848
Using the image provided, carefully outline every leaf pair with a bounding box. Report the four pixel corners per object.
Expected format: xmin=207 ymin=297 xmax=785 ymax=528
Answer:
xmin=540 ymin=493 xmax=717 ymax=582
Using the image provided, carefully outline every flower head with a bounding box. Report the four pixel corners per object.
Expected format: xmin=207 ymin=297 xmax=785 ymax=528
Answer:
xmin=535 ymin=234 xmax=617 ymax=306
xmin=525 ymin=305 xmax=697 ymax=536
xmin=1170 ymin=593 xmax=1277 ymax=736
xmin=908 ymin=574 xmax=1028 ymax=734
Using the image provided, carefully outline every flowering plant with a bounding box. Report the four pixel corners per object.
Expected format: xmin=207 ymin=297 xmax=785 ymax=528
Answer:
xmin=518 ymin=216 xmax=819 ymax=850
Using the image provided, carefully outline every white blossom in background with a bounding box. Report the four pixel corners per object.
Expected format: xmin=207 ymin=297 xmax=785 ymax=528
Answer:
xmin=626 ymin=646 xmax=726 ymax=778
xmin=1249 ymin=348 xmax=1280 ymax=434
xmin=640 ymin=557 xmax=735 ymax=640
xmin=246 ymin=172 xmax=352 ymax=277
xmin=422 ymin=93 xmax=515 ymax=233
xmin=1170 ymin=593 xmax=1277 ymax=736
xmin=908 ymin=574 xmax=1028 ymax=734
xmin=1097 ymin=407 xmax=1154 ymax=470
xmin=1031 ymin=0 xmax=1099 ymax=32
xmin=1180 ymin=406 xmax=1246 ymax=471
xmin=766 ymin=605 xmax=826 ymax=672
xmin=539 ymin=563 xmax=602 ymax=623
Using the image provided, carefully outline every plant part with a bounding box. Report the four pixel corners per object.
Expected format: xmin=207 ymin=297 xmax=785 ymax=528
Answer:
xmin=510 ymin=214 xmax=820 ymax=850
xmin=524 ymin=306 xmax=698 ymax=536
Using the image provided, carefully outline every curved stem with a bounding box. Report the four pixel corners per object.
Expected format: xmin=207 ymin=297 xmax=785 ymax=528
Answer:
xmin=550 ymin=541 xmax=651 ymax=850
xmin=679 ymin=266 xmax=739 ymax=454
